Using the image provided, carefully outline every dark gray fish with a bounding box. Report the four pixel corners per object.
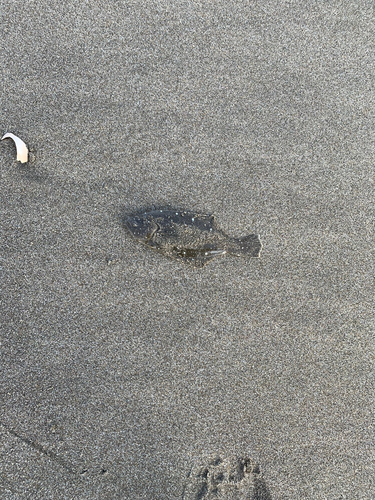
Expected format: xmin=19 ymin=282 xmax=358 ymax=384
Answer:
xmin=124 ymin=209 xmax=262 ymax=267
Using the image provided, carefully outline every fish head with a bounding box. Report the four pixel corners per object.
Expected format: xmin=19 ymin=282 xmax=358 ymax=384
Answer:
xmin=125 ymin=213 xmax=159 ymax=243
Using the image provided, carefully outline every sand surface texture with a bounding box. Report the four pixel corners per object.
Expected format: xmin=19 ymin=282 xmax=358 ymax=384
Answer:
xmin=1 ymin=1 xmax=374 ymax=498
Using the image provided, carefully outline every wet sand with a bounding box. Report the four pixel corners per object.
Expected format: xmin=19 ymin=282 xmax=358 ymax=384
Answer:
xmin=1 ymin=1 xmax=374 ymax=498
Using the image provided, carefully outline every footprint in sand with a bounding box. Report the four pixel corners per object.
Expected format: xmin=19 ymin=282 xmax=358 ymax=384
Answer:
xmin=183 ymin=455 xmax=272 ymax=500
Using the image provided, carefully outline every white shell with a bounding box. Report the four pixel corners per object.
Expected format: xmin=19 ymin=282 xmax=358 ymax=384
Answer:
xmin=1 ymin=133 xmax=29 ymax=163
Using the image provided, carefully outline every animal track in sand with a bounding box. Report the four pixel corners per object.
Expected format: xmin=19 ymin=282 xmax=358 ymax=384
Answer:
xmin=183 ymin=455 xmax=272 ymax=500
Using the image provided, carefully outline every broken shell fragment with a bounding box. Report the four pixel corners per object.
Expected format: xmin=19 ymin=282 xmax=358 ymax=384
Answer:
xmin=1 ymin=133 xmax=29 ymax=163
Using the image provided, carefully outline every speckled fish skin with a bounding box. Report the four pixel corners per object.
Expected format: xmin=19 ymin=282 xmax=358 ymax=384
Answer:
xmin=125 ymin=209 xmax=262 ymax=267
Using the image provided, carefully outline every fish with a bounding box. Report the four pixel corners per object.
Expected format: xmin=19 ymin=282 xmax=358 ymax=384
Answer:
xmin=124 ymin=209 xmax=262 ymax=267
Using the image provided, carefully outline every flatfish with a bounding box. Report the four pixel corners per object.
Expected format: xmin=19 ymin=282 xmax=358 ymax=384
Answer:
xmin=125 ymin=209 xmax=262 ymax=267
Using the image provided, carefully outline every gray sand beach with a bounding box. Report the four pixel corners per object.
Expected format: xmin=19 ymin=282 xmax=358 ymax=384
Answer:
xmin=1 ymin=1 xmax=374 ymax=498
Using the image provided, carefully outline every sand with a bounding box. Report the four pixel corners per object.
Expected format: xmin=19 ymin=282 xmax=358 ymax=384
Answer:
xmin=1 ymin=1 xmax=374 ymax=498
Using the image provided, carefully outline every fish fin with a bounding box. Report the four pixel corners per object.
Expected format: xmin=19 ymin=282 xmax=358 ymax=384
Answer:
xmin=231 ymin=234 xmax=262 ymax=257
xmin=182 ymin=212 xmax=216 ymax=230
xmin=171 ymin=247 xmax=225 ymax=267
xmin=203 ymin=249 xmax=226 ymax=256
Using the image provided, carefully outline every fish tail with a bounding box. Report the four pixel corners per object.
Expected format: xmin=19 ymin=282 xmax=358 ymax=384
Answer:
xmin=230 ymin=234 xmax=262 ymax=257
